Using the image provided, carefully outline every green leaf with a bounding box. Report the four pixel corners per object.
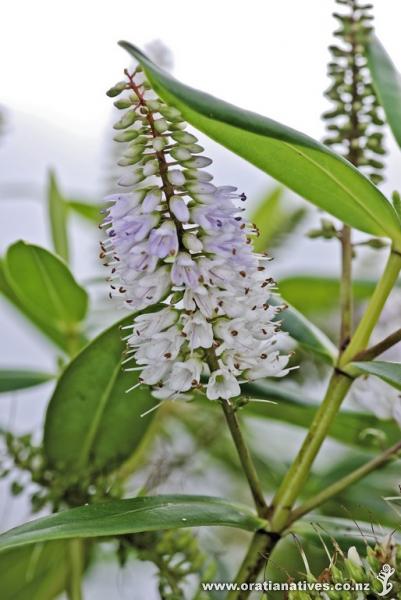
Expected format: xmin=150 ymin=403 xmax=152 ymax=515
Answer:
xmin=119 ymin=42 xmax=401 ymax=246
xmin=0 ymin=541 xmax=70 ymax=600
xmin=271 ymin=296 xmax=337 ymax=364
xmin=367 ymin=36 xmax=401 ymax=149
xmin=0 ymin=496 xmax=264 ymax=552
xmin=44 ymin=313 xmax=157 ymax=475
xmin=47 ymin=171 xmax=69 ymax=262
xmin=251 ymin=187 xmax=306 ymax=253
xmin=240 ymin=380 xmax=401 ymax=451
xmin=68 ymin=200 xmax=101 ymax=223
xmin=3 ymin=242 xmax=88 ymax=354
xmin=352 ymin=360 xmax=401 ymax=391
xmin=0 ymin=259 xmax=75 ymax=353
xmin=279 ymin=276 xmax=380 ymax=316
xmin=0 ymin=370 xmax=54 ymax=393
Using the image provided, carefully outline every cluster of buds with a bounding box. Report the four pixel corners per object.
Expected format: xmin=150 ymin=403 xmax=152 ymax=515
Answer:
xmin=323 ymin=0 xmax=386 ymax=184
xmin=119 ymin=529 xmax=214 ymax=600
xmin=288 ymin=538 xmax=401 ymax=599
xmin=100 ymin=67 xmax=290 ymax=402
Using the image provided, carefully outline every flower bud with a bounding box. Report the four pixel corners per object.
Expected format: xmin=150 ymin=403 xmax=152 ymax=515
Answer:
xmin=113 ymin=130 xmax=139 ymax=142
xmin=113 ymin=111 xmax=137 ymax=130
xmin=113 ymin=98 xmax=133 ymax=109
xmin=106 ymin=81 xmax=127 ymax=97
xmin=167 ymin=170 xmax=186 ymax=186
xmin=170 ymin=196 xmax=189 ymax=222
xmin=171 ymin=131 xmax=198 ymax=144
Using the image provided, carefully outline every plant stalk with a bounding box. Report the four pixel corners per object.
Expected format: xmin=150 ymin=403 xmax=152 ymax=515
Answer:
xmin=339 ymin=225 xmax=353 ymax=350
xmin=269 ymin=372 xmax=352 ymax=532
xmin=340 ymin=249 xmax=401 ymax=366
xmin=353 ymin=326 xmax=401 ymax=362
xmin=220 ymin=399 xmax=269 ymax=518
xmin=290 ymin=439 xmax=401 ymax=523
xmin=227 ymin=531 xmax=279 ymax=600
xmin=205 ymin=348 xmax=268 ymax=518
xmin=67 ymin=539 xmax=83 ymax=600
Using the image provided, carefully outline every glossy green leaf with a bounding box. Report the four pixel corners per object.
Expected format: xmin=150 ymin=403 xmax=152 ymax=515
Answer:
xmin=271 ymin=296 xmax=337 ymax=363
xmin=0 ymin=496 xmax=264 ymax=552
xmin=279 ymin=276 xmax=379 ymax=316
xmin=0 ymin=541 xmax=70 ymax=600
xmin=44 ymin=313 xmax=157 ymax=475
xmin=367 ymin=36 xmax=401 ymax=149
xmin=47 ymin=171 xmax=69 ymax=262
xmin=4 ymin=242 xmax=88 ymax=354
xmin=0 ymin=370 xmax=54 ymax=393
xmin=240 ymin=380 xmax=401 ymax=451
xmin=0 ymin=259 xmax=65 ymax=350
xmin=352 ymin=360 xmax=401 ymax=392
xmin=68 ymin=200 xmax=101 ymax=223
xmin=120 ymin=42 xmax=401 ymax=246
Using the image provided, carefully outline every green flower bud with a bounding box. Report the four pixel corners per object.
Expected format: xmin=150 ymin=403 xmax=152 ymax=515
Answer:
xmin=113 ymin=129 xmax=139 ymax=142
xmin=113 ymin=98 xmax=133 ymax=109
xmin=113 ymin=111 xmax=137 ymax=130
xmin=106 ymin=81 xmax=127 ymax=97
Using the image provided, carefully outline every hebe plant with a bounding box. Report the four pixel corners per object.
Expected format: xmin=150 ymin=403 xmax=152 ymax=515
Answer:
xmin=2 ymin=2 xmax=401 ymax=599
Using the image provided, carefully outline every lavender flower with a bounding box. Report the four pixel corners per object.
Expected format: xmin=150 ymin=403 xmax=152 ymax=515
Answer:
xmin=101 ymin=67 xmax=290 ymax=401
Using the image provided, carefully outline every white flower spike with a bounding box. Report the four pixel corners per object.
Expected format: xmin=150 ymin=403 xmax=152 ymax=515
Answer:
xmin=101 ymin=66 xmax=290 ymax=401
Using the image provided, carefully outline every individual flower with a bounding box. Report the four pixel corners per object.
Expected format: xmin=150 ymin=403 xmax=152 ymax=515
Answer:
xmin=101 ymin=66 xmax=290 ymax=402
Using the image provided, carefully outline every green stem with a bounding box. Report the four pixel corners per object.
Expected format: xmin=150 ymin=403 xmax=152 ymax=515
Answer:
xmin=220 ymin=399 xmax=269 ymax=518
xmin=339 ymin=225 xmax=353 ymax=350
xmin=270 ymin=248 xmax=401 ymax=533
xmin=205 ymin=348 xmax=269 ymax=518
xmin=339 ymin=249 xmax=401 ymax=366
xmin=227 ymin=531 xmax=279 ymax=600
xmin=269 ymin=372 xmax=352 ymax=532
xmin=290 ymin=439 xmax=401 ymax=524
xmin=67 ymin=539 xmax=83 ymax=600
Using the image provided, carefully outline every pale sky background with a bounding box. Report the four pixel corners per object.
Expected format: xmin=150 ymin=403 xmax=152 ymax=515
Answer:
xmin=1 ymin=2 xmax=401 ymax=597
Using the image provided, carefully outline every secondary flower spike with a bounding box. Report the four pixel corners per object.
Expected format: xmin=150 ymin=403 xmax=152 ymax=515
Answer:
xmin=100 ymin=64 xmax=290 ymax=401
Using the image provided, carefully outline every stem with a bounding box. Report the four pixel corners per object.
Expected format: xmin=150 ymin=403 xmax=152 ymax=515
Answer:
xmin=353 ymin=326 xmax=401 ymax=361
xmin=227 ymin=531 xmax=279 ymax=600
xmin=205 ymin=348 xmax=268 ymax=518
xmin=67 ymin=539 xmax=83 ymax=600
xmin=339 ymin=225 xmax=353 ymax=350
xmin=269 ymin=249 xmax=401 ymax=533
xmin=290 ymin=439 xmax=401 ymax=523
xmin=269 ymin=372 xmax=352 ymax=532
xmin=220 ymin=399 xmax=269 ymax=518
xmin=340 ymin=249 xmax=401 ymax=366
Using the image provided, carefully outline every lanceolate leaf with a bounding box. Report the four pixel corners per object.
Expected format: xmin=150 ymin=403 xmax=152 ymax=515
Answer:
xmin=240 ymin=381 xmax=401 ymax=451
xmin=270 ymin=296 xmax=337 ymax=364
xmin=119 ymin=42 xmax=401 ymax=246
xmin=352 ymin=360 xmax=401 ymax=392
xmin=0 ymin=370 xmax=54 ymax=393
xmin=0 ymin=250 xmax=86 ymax=354
xmin=367 ymin=36 xmax=401 ymax=149
xmin=0 ymin=496 xmax=265 ymax=552
xmin=47 ymin=171 xmax=69 ymax=263
xmin=44 ymin=314 xmax=157 ymax=475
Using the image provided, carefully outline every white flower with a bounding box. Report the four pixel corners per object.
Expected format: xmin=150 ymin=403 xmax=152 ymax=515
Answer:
xmin=167 ymin=358 xmax=203 ymax=392
xmin=182 ymin=312 xmax=213 ymax=349
xmin=207 ymin=368 xmax=241 ymax=400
